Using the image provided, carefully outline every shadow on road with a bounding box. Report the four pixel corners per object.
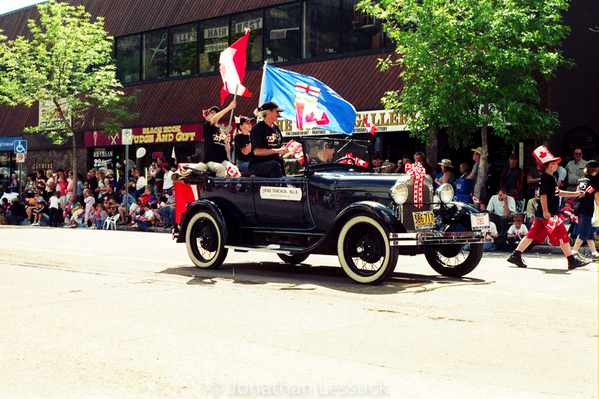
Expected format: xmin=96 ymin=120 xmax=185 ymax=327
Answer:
xmin=160 ymin=261 xmax=491 ymax=295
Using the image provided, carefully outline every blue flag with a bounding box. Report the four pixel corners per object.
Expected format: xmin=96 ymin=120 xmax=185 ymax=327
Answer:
xmin=260 ymin=64 xmax=357 ymax=135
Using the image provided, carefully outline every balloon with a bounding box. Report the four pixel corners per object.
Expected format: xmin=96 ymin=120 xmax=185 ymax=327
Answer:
xmin=136 ymin=147 xmax=146 ymax=158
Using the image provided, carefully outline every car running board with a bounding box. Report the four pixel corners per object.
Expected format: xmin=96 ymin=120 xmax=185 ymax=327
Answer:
xmin=226 ymin=244 xmax=306 ymax=255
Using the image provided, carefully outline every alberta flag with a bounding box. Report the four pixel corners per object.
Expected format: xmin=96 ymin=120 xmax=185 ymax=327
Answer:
xmin=260 ymin=64 xmax=357 ymax=135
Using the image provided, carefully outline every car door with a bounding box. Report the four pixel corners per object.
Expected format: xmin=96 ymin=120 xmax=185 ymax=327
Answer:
xmin=252 ymin=176 xmax=311 ymax=229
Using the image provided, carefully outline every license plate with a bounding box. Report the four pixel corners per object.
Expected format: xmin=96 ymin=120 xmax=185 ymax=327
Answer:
xmin=470 ymin=213 xmax=490 ymax=230
xmin=413 ymin=210 xmax=435 ymax=230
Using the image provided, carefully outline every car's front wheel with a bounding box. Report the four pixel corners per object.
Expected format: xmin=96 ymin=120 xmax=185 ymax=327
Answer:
xmin=185 ymin=211 xmax=228 ymax=269
xmin=424 ymin=243 xmax=483 ymax=277
xmin=337 ymin=215 xmax=398 ymax=284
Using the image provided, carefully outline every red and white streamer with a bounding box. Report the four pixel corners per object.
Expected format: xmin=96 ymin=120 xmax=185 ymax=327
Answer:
xmin=405 ymin=162 xmax=426 ymax=208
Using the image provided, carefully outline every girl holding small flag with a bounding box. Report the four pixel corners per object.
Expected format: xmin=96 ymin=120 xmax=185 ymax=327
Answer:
xmin=571 ymin=160 xmax=599 ymax=261
xmin=507 ymin=146 xmax=590 ymax=270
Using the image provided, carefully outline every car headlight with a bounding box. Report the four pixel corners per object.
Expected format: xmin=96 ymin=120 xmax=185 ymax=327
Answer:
xmin=435 ymin=183 xmax=454 ymax=204
xmin=389 ymin=182 xmax=409 ymax=205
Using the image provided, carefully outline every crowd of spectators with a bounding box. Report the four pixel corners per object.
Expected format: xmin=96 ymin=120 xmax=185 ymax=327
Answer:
xmin=0 ymin=158 xmax=176 ymax=232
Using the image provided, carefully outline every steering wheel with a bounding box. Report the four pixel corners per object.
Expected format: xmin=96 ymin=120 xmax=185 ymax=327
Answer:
xmin=333 ymin=157 xmax=356 ymax=165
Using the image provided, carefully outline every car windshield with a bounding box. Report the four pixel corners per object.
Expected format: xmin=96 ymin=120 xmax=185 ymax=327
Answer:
xmin=286 ymin=138 xmax=372 ymax=172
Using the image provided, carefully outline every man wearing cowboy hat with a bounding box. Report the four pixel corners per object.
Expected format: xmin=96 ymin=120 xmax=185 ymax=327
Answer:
xmin=434 ymin=159 xmax=455 ymax=187
xmin=507 ymin=146 xmax=590 ymax=270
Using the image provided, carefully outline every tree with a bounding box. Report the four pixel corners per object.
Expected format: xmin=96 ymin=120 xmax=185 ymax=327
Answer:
xmin=360 ymin=0 xmax=570 ymax=200
xmin=0 ymin=0 xmax=137 ymax=199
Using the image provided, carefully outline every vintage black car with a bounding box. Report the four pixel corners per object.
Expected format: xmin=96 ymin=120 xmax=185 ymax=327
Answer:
xmin=173 ymin=137 xmax=490 ymax=284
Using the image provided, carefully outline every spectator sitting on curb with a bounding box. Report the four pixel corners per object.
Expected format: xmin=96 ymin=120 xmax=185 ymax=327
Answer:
xmin=487 ymin=186 xmax=516 ymax=244
xmin=159 ymin=193 xmax=176 ymax=228
xmin=117 ymin=187 xmax=136 ymax=225
xmin=506 ymin=214 xmax=528 ymax=250
xmin=6 ymin=197 xmax=26 ymax=225
xmin=127 ymin=187 xmax=153 ymax=225
xmin=31 ymin=198 xmax=49 ymax=226
xmin=137 ymin=202 xmax=155 ymax=231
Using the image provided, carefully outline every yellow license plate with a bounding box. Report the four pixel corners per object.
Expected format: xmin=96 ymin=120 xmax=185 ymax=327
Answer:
xmin=413 ymin=210 xmax=435 ymax=230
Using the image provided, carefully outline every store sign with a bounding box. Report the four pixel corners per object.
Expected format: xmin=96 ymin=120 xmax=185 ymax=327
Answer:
xmin=173 ymin=30 xmax=197 ymax=45
xmin=204 ymin=26 xmax=228 ymax=39
xmin=84 ymin=124 xmax=204 ymax=147
xmin=92 ymin=148 xmax=114 ymax=169
xmin=205 ymin=42 xmax=228 ymax=53
xmin=0 ymin=136 xmax=22 ymax=151
xmin=279 ymin=110 xmax=410 ymax=137
xmin=235 ymin=18 xmax=262 ymax=34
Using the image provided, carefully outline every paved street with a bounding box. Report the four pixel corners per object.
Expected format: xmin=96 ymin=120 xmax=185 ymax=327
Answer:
xmin=0 ymin=225 xmax=597 ymax=398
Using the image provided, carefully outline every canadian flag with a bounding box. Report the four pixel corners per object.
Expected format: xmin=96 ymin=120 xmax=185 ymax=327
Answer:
xmin=532 ymin=145 xmax=561 ymax=166
xmin=364 ymin=116 xmax=378 ymax=135
xmin=219 ymin=30 xmax=252 ymax=104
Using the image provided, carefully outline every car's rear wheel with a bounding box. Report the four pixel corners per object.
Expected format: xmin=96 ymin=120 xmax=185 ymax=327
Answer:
xmin=337 ymin=215 xmax=398 ymax=284
xmin=186 ymin=211 xmax=228 ymax=269
xmin=424 ymin=243 xmax=483 ymax=277
xmin=278 ymin=254 xmax=310 ymax=264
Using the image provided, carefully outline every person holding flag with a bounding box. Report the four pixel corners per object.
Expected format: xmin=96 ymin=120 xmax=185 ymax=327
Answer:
xmin=507 ymin=146 xmax=590 ymax=270
xmin=202 ymin=101 xmax=236 ymax=177
xmin=571 ymin=160 xmax=599 ymax=261
xmin=248 ymin=101 xmax=290 ymax=178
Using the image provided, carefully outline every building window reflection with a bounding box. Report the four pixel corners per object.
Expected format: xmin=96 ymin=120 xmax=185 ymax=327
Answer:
xmin=116 ymin=34 xmax=140 ymax=84
xmin=200 ymin=17 xmax=230 ymax=73
xmin=305 ymin=0 xmax=340 ymax=59
xmin=230 ymin=10 xmax=264 ymax=67
xmin=265 ymin=3 xmax=301 ymax=64
xmin=143 ymin=29 xmax=169 ymax=80
xmin=170 ymin=23 xmax=198 ymax=77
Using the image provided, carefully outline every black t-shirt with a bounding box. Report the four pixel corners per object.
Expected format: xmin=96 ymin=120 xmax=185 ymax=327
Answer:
xmin=203 ymin=121 xmax=229 ymax=163
xmin=235 ymin=134 xmax=251 ymax=163
xmin=574 ymin=174 xmax=598 ymax=217
xmin=535 ymin=172 xmax=560 ymax=219
xmin=249 ymin=121 xmax=282 ymax=166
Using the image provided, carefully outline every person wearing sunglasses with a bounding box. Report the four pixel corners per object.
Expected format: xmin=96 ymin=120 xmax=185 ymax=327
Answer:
xmin=565 ymin=148 xmax=587 ymax=191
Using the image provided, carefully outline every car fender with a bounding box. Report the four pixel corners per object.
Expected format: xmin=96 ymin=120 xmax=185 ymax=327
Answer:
xmin=177 ymin=199 xmax=227 ymax=243
xmin=334 ymin=201 xmax=403 ymax=231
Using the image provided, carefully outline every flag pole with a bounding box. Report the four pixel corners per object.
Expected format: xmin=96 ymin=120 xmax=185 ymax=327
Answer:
xmin=228 ymin=84 xmax=239 ymax=163
xmin=258 ymin=61 xmax=267 ymax=107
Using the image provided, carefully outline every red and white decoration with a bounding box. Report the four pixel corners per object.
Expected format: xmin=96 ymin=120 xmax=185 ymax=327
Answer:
xmin=532 ymin=145 xmax=561 ymax=167
xmin=405 ymin=162 xmax=426 ymax=208
xmin=219 ymin=29 xmax=252 ymax=104
xmin=364 ymin=116 xmax=378 ymax=135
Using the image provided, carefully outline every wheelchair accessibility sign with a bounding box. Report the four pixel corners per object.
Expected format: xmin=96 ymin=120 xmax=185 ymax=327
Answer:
xmin=14 ymin=140 xmax=27 ymax=154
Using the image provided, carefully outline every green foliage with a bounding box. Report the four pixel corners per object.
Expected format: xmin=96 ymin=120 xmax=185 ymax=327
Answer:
xmin=0 ymin=0 xmax=138 ymax=143
xmin=360 ymin=0 xmax=571 ymax=148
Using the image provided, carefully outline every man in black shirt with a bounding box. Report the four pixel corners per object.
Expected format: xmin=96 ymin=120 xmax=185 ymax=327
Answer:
xmin=203 ymin=101 xmax=236 ymax=177
xmin=500 ymin=153 xmax=525 ymax=199
xmin=507 ymin=146 xmax=589 ymax=270
xmin=248 ymin=101 xmax=290 ymax=178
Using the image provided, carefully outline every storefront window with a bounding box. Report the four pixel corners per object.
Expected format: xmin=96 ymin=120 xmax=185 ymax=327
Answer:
xmin=305 ymin=0 xmax=340 ymax=59
xmin=230 ymin=10 xmax=264 ymax=67
xmin=143 ymin=29 xmax=168 ymax=80
xmin=116 ymin=34 xmax=140 ymax=84
xmin=170 ymin=23 xmax=198 ymax=77
xmin=341 ymin=0 xmax=390 ymax=53
xmin=265 ymin=3 xmax=301 ymax=63
xmin=200 ymin=17 xmax=230 ymax=73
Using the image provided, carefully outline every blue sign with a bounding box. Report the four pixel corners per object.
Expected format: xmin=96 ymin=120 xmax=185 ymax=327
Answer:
xmin=0 ymin=136 xmax=23 ymax=152
xmin=14 ymin=140 xmax=27 ymax=154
